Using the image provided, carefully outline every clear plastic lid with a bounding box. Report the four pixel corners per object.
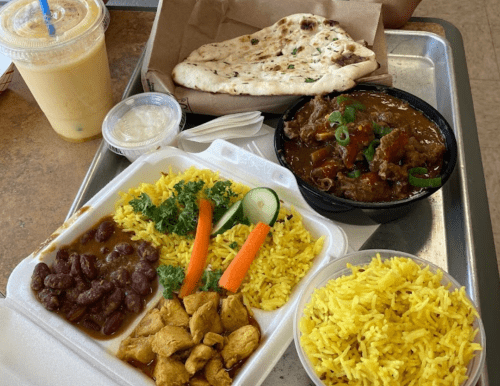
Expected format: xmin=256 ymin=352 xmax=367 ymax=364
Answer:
xmin=102 ymin=92 xmax=184 ymax=162
xmin=0 ymin=0 xmax=109 ymax=61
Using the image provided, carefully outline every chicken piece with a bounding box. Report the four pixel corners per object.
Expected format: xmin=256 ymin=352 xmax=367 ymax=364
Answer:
xmin=151 ymin=325 xmax=195 ymax=357
xmin=220 ymin=294 xmax=249 ymax=333
xmin=203 ymin=332 xmax=226 ymax=350
xmin=183 ymin=292 xmax=220 ymax=315
xmin=189 ymin=375 xmax=211 ymax=386
xmin=204 ymin=355 xmax=232 ymax=386
xmin=153 ymin=355 xmax=190 ymax=386
xmin=159 ymin=295 xmax=190 ymax=328
xmin=221 ymin=325 xmax=260 ymax=368
xmin=190 ymin=300 xmax=223 ymax=343
xmin=116 ymin=336 xmax=155 ymax=364
xmin=134 ymin=308 xmax=165 ymax=337
xmin=185 ymin=344 xmax=215 ymax=375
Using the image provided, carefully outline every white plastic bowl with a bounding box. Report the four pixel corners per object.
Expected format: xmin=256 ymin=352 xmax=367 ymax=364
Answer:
xmin=294 ymin=249 xmax=486 ymax=386
xmin=102 ymin=92 xmax=185 ymax=162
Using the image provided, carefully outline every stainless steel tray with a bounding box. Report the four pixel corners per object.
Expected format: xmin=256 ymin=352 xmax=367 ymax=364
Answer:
xmin=67 ymin=19 xmax=500 ymax=386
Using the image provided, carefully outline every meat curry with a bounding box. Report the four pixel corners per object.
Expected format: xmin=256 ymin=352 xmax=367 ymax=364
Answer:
xmin=283 ymin=91 xmax=446 ymax=202
xmin=117 ymin=291 xmax=260 ymax=386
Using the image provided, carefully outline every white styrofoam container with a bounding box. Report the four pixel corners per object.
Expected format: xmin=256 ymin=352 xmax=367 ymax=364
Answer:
xmin=0 ymin=140 xmax=348 ymax=385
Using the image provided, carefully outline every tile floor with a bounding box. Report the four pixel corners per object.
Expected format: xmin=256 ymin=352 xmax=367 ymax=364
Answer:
xmin=413 ymin=0 xmax=500 ymax=272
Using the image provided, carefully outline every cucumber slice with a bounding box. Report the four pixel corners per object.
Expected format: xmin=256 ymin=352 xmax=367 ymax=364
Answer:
xmin=242 ymin=187 xmax=280 ymax=226
xmin=211 ymin=200 xmax=244 ymax=235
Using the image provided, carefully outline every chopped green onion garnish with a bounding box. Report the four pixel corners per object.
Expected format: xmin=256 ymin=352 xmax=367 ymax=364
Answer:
xmin=251 ymin=38 xmax=259 ymax=45
xmin=347 ymin=170 xmax=361 ymax=178
xmin=373 ymin=121 xmax=392 ymax=137
xmin=335 ymin=125 xmax=350 ymax=146
xmin=408 ymin=167 xmax=442 ymax=188
xmin=288 ymin=64 xmax=295 ymax=69
xmin=328 ymin=111 xmax=342 ymax=124
xmin=292 ymin=48 xmax=298 ymax=55
xmin=343 ymin=105 xmax=358 ymax=123
xmin=317 ymin=47 xmax=321 ymax=53
xmin=336 ymin=95 xmax=351 ymax=104
xmin=363 ymin=139 xmax=380 ymax=162
xmin=305 ymin=78 xmax=317 ymax=83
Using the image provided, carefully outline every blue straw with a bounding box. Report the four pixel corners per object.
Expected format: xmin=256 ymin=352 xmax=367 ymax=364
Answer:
xmin=39 ymin=0 xmax=55 ymax=36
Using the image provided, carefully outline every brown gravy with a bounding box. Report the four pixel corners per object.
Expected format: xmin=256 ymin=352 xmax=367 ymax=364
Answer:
xmin=283 ymin=91 xmax=446 ymax=202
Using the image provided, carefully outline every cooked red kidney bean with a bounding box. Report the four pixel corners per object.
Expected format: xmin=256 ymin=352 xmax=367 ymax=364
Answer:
xmin=110 ymin=268 xmax=130 ymax=288
xmin=66 ymin=305 xmax=88 ymax=323
xmin=125 ymin=291 xmax=143 ymax=313
xmin=137 ymin=241 xmax=159 ymax=263
xmin=95 ymin=220 xmax=114 ymax=242
xmin=52 ymin=257 xmax=71 ymax=275
xmin=31 ymin=262 xmax=51 ymax=291
xmin=81 ymin=319 xmax=101 ymax=332
xmin=80 ymin=229 xmax=96 ymax=245
xmin=31 ymin=216 xmax=157 ymax=339
xmin=77 ymin=286 xmax=105 ymax=306
xmin=39 ymin=288 xmax=60 ymax=311
xmin=44 ymin=273 xmax=74 ymax=290
xmin=115 ymin=242 xmax=134 ymax=255
xmin=69 ymin=253 xmax=82 ymax=277
xmin=131 ymin=271 xmax=150 ymax=296
xmin=92 ymin=279 xmax=114 ymax=293
xmin=105 ymin=250 xmax=120 ymax=263
xmin=80 ymin=254 xmax=98 ymax=280
xmin=103 ymin=288 xmax=125 ymax=316
xmin=102 ymin=311 xmax=125 ymax=335
xmin=135 ymin=260 xmax=156 ymax=281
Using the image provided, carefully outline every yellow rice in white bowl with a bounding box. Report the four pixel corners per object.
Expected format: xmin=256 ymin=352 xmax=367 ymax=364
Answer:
xmin=113 ymin=166 xmax=325 ymax=311
xmin=294 ymin=250 xmax=485 ymax=386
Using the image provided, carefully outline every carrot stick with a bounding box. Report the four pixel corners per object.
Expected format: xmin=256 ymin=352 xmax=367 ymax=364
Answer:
xmin=179 ymin=199 xmax=213 ymax=298
xmin=219 ymin=222 xmax=271 ymax=293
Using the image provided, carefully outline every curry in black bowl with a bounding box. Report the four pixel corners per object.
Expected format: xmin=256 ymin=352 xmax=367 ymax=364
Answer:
xmin=275 ymin=84 xmax=457 ymax=216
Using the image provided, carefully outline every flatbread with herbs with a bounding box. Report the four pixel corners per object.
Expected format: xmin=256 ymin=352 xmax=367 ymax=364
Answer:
xmin=172 ymin=13 xmax=378 ymax=96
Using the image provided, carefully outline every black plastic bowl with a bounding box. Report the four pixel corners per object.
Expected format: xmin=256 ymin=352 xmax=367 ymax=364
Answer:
xmin=274 ymin=84 xmax=458 ymax=223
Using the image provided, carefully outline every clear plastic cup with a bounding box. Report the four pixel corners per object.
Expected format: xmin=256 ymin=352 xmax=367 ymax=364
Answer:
xmin=0 ymin=0 xmax=113 ymax=142
xmin=102 ymin=92 xmax=185 ymax=162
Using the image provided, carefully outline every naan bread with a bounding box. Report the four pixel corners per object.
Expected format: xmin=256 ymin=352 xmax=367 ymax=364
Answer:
xmin=172 ymin=13 xmax=378 ymax=96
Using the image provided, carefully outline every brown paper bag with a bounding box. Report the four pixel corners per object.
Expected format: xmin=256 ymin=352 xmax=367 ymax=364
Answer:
xmin=142 ymin=0 xmax=391 ymax=115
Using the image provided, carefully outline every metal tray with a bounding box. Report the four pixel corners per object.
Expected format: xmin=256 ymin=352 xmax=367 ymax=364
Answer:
xmin=67 ymin=21 xmax=500 ymax=386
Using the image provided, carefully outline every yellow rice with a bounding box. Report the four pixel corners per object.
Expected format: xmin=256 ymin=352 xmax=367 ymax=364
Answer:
xmin=300 ymin=255 xmax=482 ymax=386
xmin=113 ymin=166 xmax=325 ymax=311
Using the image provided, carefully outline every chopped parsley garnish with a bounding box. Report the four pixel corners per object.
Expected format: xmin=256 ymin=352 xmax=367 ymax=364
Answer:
xmin=229 ymin=241 xmax=238 ymax=249
xmin=200 ymin=269 xmax=224 ymax=292
xmin=204 ymin=180 xmax=238 ymax=223
xmin=129 ymin=179 xmax=240 ymax=236
xmin=288 ymin=64 xmax=295 ymax=69
xmin=251 ymin=38 xmax=259 ymax=45
xmin=292 ymin=48 xmax=298 ymax=55
xmin=305 ymin=78 xmax=318 ymax=83
xmin=157 ymin=265 xmax=185 ymax=299
xmin=316 ymin=47 xmax=321 ymax=53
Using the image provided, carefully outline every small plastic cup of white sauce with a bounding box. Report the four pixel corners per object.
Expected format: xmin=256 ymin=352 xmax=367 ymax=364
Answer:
xmin=102 ymin=92 xmax=185 ymax=162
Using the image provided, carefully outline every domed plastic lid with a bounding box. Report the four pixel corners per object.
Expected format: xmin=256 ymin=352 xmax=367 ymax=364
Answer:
xmin=0 ymin=0 xmax=109 ymax=60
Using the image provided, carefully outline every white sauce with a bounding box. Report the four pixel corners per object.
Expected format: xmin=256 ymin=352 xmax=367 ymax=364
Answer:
xmin=113 ymin=104 xmax=173 ymax=146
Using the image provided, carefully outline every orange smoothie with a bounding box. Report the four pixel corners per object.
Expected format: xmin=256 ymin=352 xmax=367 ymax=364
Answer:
xmin=0 ymin=0 xmax=113 ymax=142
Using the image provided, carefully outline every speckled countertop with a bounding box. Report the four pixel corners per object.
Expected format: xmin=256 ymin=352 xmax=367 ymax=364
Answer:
xmin=0 ymin=10 xmax=156 ymax=296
